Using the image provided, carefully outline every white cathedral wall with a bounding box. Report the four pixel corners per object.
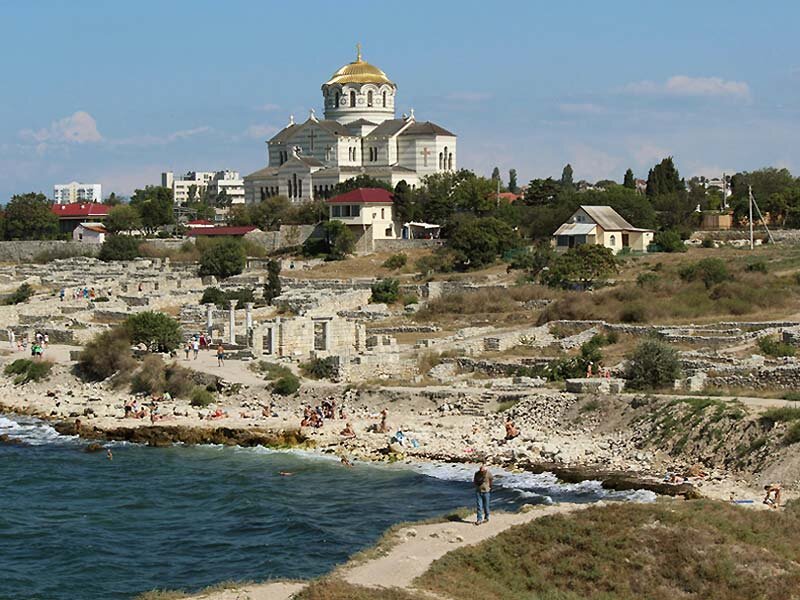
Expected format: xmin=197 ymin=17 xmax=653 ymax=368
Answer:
xmin=323 ymin=83 xmax=396 ymax=125
xmin=397 ymin=136 xmax=457 ymax=177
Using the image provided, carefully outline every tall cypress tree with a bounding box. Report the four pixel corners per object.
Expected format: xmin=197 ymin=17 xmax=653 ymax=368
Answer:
xmin=508 ymin=169 xmax=518 ymax=193
xmin=623 ymin=168 xmax=636 ymax=190
xmin=561 ymin=164 xmax=574 ymax=189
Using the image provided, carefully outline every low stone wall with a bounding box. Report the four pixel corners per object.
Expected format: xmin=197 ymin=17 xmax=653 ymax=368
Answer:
xmin=244 ymin=225 xmax=321 ymax=253
xmin=373 ymin=239 xmax=443 ymax=252
xmin=0 ymin=241 xmax=99 ymax=263
xmin=708 ymin=364 xmax=800 ymax=390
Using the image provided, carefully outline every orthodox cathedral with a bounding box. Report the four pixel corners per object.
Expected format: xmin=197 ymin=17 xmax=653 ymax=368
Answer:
xmin=243 ymin=46 xmax=457 ymax=204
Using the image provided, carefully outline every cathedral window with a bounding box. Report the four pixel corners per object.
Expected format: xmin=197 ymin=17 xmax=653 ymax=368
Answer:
xmin=335 ymin=92 xmax=340 ymax=106
xmin=382 ymin=91 xmax=387 ymax=106
xmin=438 ymin=152 xmax=443 ymax=170
xmin=448 ymin=153 xmax=453 ymax=170
xmin=350 ymin=90 xmax=356 ymax=107
xmin=298 ymin=178 xmax=302 ymax=198
xmin=367 ymin=91 xmax=373 ymax=107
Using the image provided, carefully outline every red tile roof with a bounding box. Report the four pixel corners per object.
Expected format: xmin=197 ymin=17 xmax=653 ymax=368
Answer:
xmin=497 ymin=192 xmax=523 ymax=202
xmin=187 ymin=219 xmax=214 ymax=225
xmin=186 ymin=226 xmax=257 ymax=237
xmin=51 ymin=203 xmax=111 ymax=219
xmin=326 ymin=187 xmax=394 ymax=204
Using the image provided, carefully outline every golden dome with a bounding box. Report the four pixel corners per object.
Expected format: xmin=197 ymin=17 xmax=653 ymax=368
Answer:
xmin=324 ymin=44 xmax=394 ymax=86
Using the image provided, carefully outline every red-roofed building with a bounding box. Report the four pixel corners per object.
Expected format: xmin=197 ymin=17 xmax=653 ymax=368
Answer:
xmin=497 ymin=192 xmax=523 ymax=203
xmin=186 ymin=219 xmax=215 ymax=228
xmin=186 ymin=225 xmax=259 ymax=237
xmin=325 ymin=188 xmax=399 ymax=245
xmin=51 ymin=203 xmax=111 ymax=234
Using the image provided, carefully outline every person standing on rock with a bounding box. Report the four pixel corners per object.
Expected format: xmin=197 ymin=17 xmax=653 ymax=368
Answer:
xmin=473 ymin=464 xmax=493 ymax=525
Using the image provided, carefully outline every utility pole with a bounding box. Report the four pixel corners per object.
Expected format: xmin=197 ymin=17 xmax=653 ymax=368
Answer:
xmin=749 ymin=185 xmax=754 ymax=250
xmin=722 ymin=172 xmax=727 ymax=210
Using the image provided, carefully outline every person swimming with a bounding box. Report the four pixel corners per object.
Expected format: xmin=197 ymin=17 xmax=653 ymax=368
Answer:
xmin=278 ymin=471 xmax=294 ymax=476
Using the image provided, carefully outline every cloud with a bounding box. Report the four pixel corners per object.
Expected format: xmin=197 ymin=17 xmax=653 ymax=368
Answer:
xmin=627 ymin=140 xmax=672 ymax=167
xmin=19 ymin=111 xmax=103 ymax=145
xmin=112 ymin=126 xmax=212 ymax=146
xmin=566 ymin=143 xmax=621 ymax=181
xmin=557 ymin=102 xmax=606 ymax=115
xmin=623 ymin=75 xmax=751 ymax=99
xmin=243 ymin=123 xmax=279 ymax=139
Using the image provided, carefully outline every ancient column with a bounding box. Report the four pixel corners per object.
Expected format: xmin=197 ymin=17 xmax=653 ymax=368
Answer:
xmin=206 ymin=304 xmax=214 ymax=335
xmin=228 ymin=300 xmax=236 ymax=345
xmin=245 ymin=303 xmax=254 ymax=331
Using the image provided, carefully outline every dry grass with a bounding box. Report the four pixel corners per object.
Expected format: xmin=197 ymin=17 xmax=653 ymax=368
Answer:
xmin=287 ymin=249 xmax=434 ymax=280
xmin=294 ymin=580 xmax=421 ymax=600
xmin=413 ymin=286 xmax=550 ymax=327
xmin=417 ymin=499 xmax=800 ymax=600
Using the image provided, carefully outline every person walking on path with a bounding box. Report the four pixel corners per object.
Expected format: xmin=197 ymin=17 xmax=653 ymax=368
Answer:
xmin=192 ymin=338 xmax=200 ymax=360
xmin=473 ymin=464 xmax=493 ymax=525
xmin=184 ymin=342 xmax=191 ymax=360
xmin=216 ymin=344 xmax=225 ymax=367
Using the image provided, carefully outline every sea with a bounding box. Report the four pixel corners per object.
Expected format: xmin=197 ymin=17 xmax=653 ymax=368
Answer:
xmin=0 ymin=414 xmax=655 ymax=600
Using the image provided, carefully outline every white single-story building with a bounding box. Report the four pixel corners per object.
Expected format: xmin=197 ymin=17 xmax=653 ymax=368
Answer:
xmin=553 ymin=205 xmax=654 ymax=254
xmin=72 ymin=222 xmax=107 ymax=244
xmin=327 ymin=187 xmax=400 ymax=241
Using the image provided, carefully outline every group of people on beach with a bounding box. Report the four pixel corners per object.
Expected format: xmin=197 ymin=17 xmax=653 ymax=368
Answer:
xmin=300 ymin=398 xmax=345 ymax=429
xmin=7 ymin=329 xmax=49 ymax=356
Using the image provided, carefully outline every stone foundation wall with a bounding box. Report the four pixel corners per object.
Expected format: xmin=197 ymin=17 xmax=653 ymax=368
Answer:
xmin=0 ymin=241 xmax=99 ymax=263
xmin=373 ymin=239 xmax=443 ymax=252
xmin=708 ymin=364 xmax=800 ymax=390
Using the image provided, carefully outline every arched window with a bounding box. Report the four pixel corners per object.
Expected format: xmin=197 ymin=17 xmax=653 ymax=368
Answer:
xmin=448 ymin=152 xmax=453 ymax=171
xmin=438 ymin=152 xmax=443 ymax=170
xmin=298 ymin=178 xmax=302 ymax=198
xmin=335 ymin=92 xmax=340 ymax=106
xmin=609 ymin=235 xmax=616 ymax=246
xmin=382 ymin=91 xmax=387 ymax=106
xmin=381 ymin=208 xmax=385 ymax=219
xmin=287 ymin=178 xmax=292 ymax=198
xmin=367 ymin=91 xmax=373 ymax=107
xmin=350 ymin=90 xmax=356 ymax=107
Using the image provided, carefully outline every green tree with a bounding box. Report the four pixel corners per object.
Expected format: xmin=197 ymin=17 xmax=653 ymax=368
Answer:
xmin=199 ymin=238 xmax=246 ymax=279
xmin=370 ymin=278 xmax=400 ymax=303
xmin=491 ymin=166 xmax=501 ymax=183
xmin=653 ymin=230 xmax=686 ymax=253
xmin=560 ymin=164 xmax=574 ymax=190
xmin=323 ymin=220 xmax=355 ymax=259
xmin=214 ymin=189 xmax=231 ymax=209
xmin=4 ymin=193 xmax=58 ymax=240
xmin=623 ymin=169 xmax=636 ymax=190
xmin=264 ymin=259 xmax=282 ymax=304
xmin=124 ymin=311 xmax=182 ymax=353
xmin=187 ymin=184 xmax=198 ymax=204
xmin=446 ymin=216 xmax=521 ymax=269
xmin=393 ymin=180 xmax=417 ymax=222
xmin=246 ymin=195 xmax=291 ymax=230
xmin=98 ymin=235 xmax=141 ymax=262
xmin=541 ymin=244 xmax=618 ymax=288
xmin=645 ymin=157 xmax=683 ymax=197
xmin=625 ymin=338 xmax=681 ymax=390
xmin=524 ymin=178 xmax=561 ymax=205
xmin=508 ymin=169 xmax=518 ymax=194
xmin=105 ymin=205 xmax=142 ymax=234
xmin=77 ymin=327 xmax=135 ymax=381
xmin=130 ymin=186 xmax=174 ymax=235
xmin=103 ymin=192 xmax=125 ymax=206
xmin=332 ymin=175 xmax=392 ymax=195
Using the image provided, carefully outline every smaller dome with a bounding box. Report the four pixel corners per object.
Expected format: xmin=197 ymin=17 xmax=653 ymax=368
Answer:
xmin=324 ymin=45 xmax=394 ymax=86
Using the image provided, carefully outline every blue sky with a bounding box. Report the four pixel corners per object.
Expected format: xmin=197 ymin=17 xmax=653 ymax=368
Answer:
xmin=1 ymin=0 xmax=799 ymax=201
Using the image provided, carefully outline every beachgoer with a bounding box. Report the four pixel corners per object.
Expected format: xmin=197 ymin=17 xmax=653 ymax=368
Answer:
xmin=43 ymin=334 xmax=49 ymax=347
xmin=473 ymin=464 xmax=493 ymax=525
xmin=504 ymin=419 xmax=520 ymax=441
xmin=763 ymin=484 xmax=782 ymax=509
xmin=192 ymin=339 xmax=200 ymax=359
xmin=378 ymin=409 xmax=389 ymax=433
xmin=107 ymin=449 xmax=113 ymax=461
xmin=59 ymin=289 xmax=65 ymax=302
xmin=340 ymin=423 xmax=356 ymax=438
xmin=341 ymin=456 xmax=353 ymax=467
xmin=184 ymin=342 xmax=191 ymax=360
xmin=199 ymin=334 xmax=207 ymax=350
xmin=279 ymin=471 xmax=294 ymax=476
xmin=216 ymin=344 xmax=225 ymax=367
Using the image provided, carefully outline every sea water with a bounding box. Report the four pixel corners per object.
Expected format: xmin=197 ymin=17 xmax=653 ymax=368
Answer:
xmin=0 ymin=415 xmax=654 ymax=599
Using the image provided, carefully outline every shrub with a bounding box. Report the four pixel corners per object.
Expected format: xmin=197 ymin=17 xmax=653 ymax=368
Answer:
xmin=200 ymin=287 xmax=227 ymax=307
xmin=635 ymin=272 xmax=660 ymax=288
xmin=5 ymin=283 xmax=34 ymax=305
xmin=300 ymin=357 xmax=339 ymax=380
xmin=190 ymin=386 xmax=215 ymax=407
xmin=272 ymin=373 xmax=300 ymax=395
xmin=198 ymin=238 xmax=246 ymax=279
xmin=263 ymin=259 xmax=282 ymax=304
xmin=745 ymin=260 xmax=769 ymax=273
xmin=416 ymin=250 xmax=456 ymax=274
xmin=4 ymin=359 xmax=53 ymax=384
xmin=786 ymin=422 xmax=800 ymax=445
xmin=322 ymin=220 xmax=356 ymax=260
xmin=701 ymin=237 xmax=715 ymax=248
xmin=757 ymin=335 xmax=796 ymax=358
xmin=78 ymin=327 xmax=135 ymax=381
xmin=541 ymin=244 xmax=618 ymax=288
xmin=625 ymin=338 xmax=682 ymax=390
xmin=124 ymin=311 xmax=182 ymax=352
xmin=679 ymin=258 xmax=731 ymax=289
xmin=370 ymin=278 xmax=400 ymax=303
xmin=446 ymin=216 xmax=521 ymax=270
xmin=251 ymin=361 xmax=293 ymax=380
xmin=131 ymin=355 xmax=168 ymax=395
xmin=653 ymin=230 xmax=687 ymax=253
xmin=382 ymin=253 xmax=408 ymax=270
xmin=164 ymin=363 xmax=195 ymax=398
xmin=99 ymin=235 xmax=141 ymax=262
xmin=619 ymin=304 xmax=647 ymax=323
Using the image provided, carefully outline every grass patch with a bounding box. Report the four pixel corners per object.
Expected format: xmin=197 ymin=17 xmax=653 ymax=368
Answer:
xmin=495 ymin=399 xmax=519 ymax=413
xmin=249 ymin=360 xmax=293 ymax=380
xmin=294 ymin=580 xmax=421 ymax=600
xmin=760 ymin=406 xmax=800 ymax=424
xmin=4 ymin=359 xmax=53 ymax=384
xmin=417 ymin=500 xmax=800 ymax=600
xmin=579 ymin=399 xmax=601 ymax=413
xmin=782 ymin=391 xmax=800 ymax=401
xmin=757 ymin=335 xmax=796 ymax=357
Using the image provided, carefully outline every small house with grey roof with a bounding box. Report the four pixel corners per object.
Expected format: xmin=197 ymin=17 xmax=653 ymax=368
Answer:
xmin=553 ymin=205 xmax=654 ymax=254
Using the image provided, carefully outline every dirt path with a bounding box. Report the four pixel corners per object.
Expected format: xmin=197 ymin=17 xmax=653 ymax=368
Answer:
xmin=184 ymin=581 xmax=305 ymax=600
